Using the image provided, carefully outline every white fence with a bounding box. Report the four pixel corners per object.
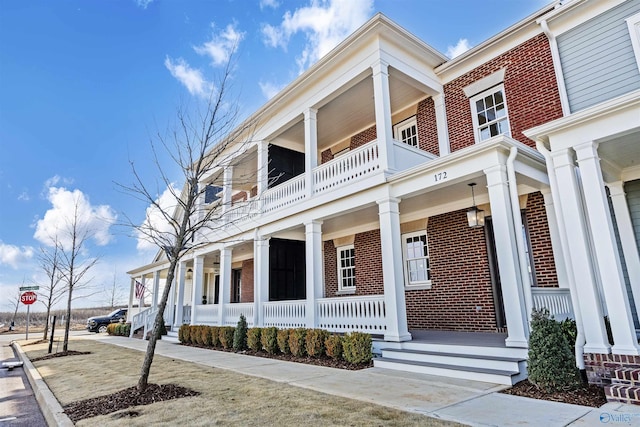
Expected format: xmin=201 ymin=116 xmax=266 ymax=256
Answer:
xmin=130 ymin=306 xmax=157 ymax=338
xmin=262 ymin=175 xmax=306 ymax=213
xmin=313 ymin=141 xmax=380 ymax=195
xmin=532 ymin=287 xmax=574 ymax=321
xmin=224 ymin=303 xmax=255 ymax=327
xmin=192 ymin=304 xmax=220 ymax=325
xmin=317 ymin=296 xmax=387 ymax=333
xmin=263 ymin=300 xmax=307 ymax=328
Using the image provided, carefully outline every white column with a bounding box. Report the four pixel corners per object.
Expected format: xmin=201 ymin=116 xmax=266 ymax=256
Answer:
xmin=551 ymin=149 xmax=610 ymax=353
xmin=304 ymin=108 xmax=318 ymax=198
xmin=127 ymin=277 xmax=134 ymax=321
xmin=377 ymin=197 xmax=411 ymax=342
xmin=254 ymin=234 xmax=270 ymax=326
xmin=305 ymin=220 xmax=323 ymax=328
xmin=484 ymin=164 xmax=528 ymax=347
xmin=190 ymin=256 xmax=204 ymax=325
xmin=608 ymin=181 xmax=640 ymax=323
xmin=222 ymin=166 xmax=233 ymax=214
xmin=575 ymin=142 xmax=640 ymax=355
xmin=257 ymin=141 xmax=268 ymax=197
xmin=139 ymin=276 xmax=146 ymax=311
xmin=541 ymin=189 xmax=569 ymax=288
xmin=166 ymin=269 xmax=176 ymax=327
xmin=433 ymin=94 xmax=450 ymax=156
xmin=371 ymin=60 xmax=395 ymax=171
xmin=152 ymin=270 xmax=160 ymax=308
xmin=218 ymin=247 xmax=232 ymax=326
xmin=174 ymin=262 xmax=186 ymax=328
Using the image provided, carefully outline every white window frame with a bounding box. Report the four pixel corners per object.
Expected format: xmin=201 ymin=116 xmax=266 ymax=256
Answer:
xmin=470 ymin=84 xmax=511 ymax=143
xmin=393 ymin=116 xmax=419 ymax=148
xmin=627 ymin=12 xmax=640 ymax=73
xmin=336 ymin=244 xmax=356 ymax=294
xmin=402 ymin=231 xmax=432 ymax=289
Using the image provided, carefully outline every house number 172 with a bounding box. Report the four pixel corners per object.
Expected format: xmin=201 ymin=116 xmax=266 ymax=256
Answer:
xmin=434 ymin=171 xmax=448 ymax=182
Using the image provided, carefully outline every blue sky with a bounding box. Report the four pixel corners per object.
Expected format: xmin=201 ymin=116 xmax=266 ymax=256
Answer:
xmin=0 ymin=0 xmax=550 ymax=310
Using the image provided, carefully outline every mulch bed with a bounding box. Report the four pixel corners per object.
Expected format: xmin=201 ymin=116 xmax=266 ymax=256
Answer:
xmin=63 ymin=384 xmax=200 ymax=422
xmin=30 ymin=350 xmax=91 ymax=362
xmin=500 ymin=379 xmax=607 ymax=407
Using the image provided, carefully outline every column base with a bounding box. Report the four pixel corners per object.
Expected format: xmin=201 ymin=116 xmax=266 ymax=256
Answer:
xmin=505 ymin=338 xmax=528 ymax=348
xmin=383 ymin=332 xmax=412 ymax=342
xmin=584 ymin=344 xmax=611 ymax=354
xmin=611 ymin=345 xmax=640 ymax=356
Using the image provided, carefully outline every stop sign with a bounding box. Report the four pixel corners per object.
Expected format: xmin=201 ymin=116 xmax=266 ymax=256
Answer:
xmin=20 ymin=291 xmax=37 ymax=305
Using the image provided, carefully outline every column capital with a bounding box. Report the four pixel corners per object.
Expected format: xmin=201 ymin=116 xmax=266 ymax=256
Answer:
xmin=304 ymin=107 xmax=318 ymax=118
xmin=549 ymin=147 xmax=575 ymax=167
xmin=574 ymin=140 xmax=599 ymax=160
xmin=371 ymin=59 xmax=390 ymax=75
xmin=484 ymin=164 xmax=508 ymax=187
xmin=376 ymin=196 xmax=401 ymax=206
xmin=304 ymin=219 xmax=323 ymax=227
xmin=606 ymin=180 xmax=625 ymax=197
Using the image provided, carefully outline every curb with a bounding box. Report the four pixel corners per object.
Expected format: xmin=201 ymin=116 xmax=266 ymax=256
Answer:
xmin=12 ymin=342 xmax=74 ymax=427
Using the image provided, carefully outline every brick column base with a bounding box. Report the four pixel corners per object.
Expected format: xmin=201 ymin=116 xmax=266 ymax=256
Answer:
xmin=584 ymin=353 xmax=640 ymax=405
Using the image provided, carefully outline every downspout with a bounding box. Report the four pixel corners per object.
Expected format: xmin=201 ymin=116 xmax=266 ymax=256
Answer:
xmin=537 ymin=141 xmax=585 ymax=370
xmin=540 ymin=19 xmax=571 ymax=116
xmin=506 ymin=147 xmax=533 ymax=331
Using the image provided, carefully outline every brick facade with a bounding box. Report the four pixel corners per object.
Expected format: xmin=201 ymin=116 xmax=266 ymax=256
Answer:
xmin=445 ymin=33 xmax=563 ymax=152
xmin=350 ymin=125 xmax=377 ymax=150
xmin=416 ymin=97 xmax=439 ymax=155
xmin=585 ymin=353 xmax=640 ymax=405
xmin=525 ymin=192 xmax=558 ymax=287
xmin=240 ymin=259 xmax=254 ymax=303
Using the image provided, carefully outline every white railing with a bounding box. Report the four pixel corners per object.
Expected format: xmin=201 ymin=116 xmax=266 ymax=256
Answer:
xmin=532 ymin=287 xmax=574 ymax=321
xmin=262 ymin=174 xmax=306 ymax=213
xmin=316 ymin=295 xmax=387 ymax=333
xmin=263 ymin=301 xmax=306 ymax=328
xmin=130 ymin=306 xmax=158 ymax=338
xmin=224 ymin=303 xmax=255 ymax=327
xmin=225 ymin=199 xmax=259 ymax=223
xmin=392 ymin=140 xmax=437 ymax=170
xmin=182 ymin=305 xmax=192 ymax=325
xmin=313 ymin=141 xmax=380 ymax=195
xmin=192 ymin=304 xmax=220 ymax=325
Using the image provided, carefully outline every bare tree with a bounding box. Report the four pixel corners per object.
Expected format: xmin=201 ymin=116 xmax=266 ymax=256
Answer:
xmin=36 ymin=241 xmax=66 ymax=340
xmin=103 ymin=270 xmax=126 ymax=309
xmin=8 ymin=286 xmax=23 ymax=330
xmin=57 ymin=198 xmax=100 ymax=352
xmin=119 ymin=53 xmax=261 ymax=392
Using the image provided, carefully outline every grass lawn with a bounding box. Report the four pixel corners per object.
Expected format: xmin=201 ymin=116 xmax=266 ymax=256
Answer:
xmin=22 ymin=338 xmax=462 ymax=426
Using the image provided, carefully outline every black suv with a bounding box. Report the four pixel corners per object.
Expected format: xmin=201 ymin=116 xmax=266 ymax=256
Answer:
xmin=86 ymin=308 xmax=128 ymax=333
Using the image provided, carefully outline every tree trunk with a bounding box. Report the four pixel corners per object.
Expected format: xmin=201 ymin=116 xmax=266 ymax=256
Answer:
xmin=63 ymin=286 xmax=72 ymax=352
xmin=42 ymin=305 xmax=51 ymax=341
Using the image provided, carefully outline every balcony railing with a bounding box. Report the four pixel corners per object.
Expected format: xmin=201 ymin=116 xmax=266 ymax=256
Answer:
xmin=263 ymin=300 xmax=307 ymax=328
xmin=224 ymin=303 xmax=254 ymax=326
xmin=532 ymin=287 xmax=574 ymax=321
xmin=262 ymin=174 xmax=306 ymax=214
xmin=316 ymin=295 xmax=386 ymax=333
xmin=313 ymin=141 xmax=380 ymax=195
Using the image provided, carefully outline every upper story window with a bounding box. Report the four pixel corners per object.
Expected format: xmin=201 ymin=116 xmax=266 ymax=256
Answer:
xmin=393 ymin=117 xmax=418 ymax=148
xmin=402 ymin=231 xmax=431 ymax=289
xmin=337 ymin=245 xmax=356 ymax=293
xmin=471 ymin=84 xmax=511 ymax=142
xmin=204 ymin=185 xmax=222 ymax=204
xmin=627 ymin=12 xmax=640 ymax=73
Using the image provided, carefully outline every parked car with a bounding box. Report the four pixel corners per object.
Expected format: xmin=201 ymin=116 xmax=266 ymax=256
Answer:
xmin=86 ymin=308 xmax=128 ymax=333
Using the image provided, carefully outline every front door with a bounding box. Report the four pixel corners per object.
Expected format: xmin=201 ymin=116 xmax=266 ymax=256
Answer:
xmin=269 ymin=238 xmax=306 ymax=301
xmin=485 ymin=218 xmax=507 ymax=330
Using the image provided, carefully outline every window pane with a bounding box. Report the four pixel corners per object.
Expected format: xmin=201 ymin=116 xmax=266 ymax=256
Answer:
xmin=480 ymin=126 xmax=490 ymax=140
xmin=477 ymin=111 xmax=487 ymax=125
xmin=486 ymin=107 xmax=496 ymax=122
xmin=498 ymin=119 xmax=510 ymax=135
xmin=494 ymin=90 xmax=504 ymax=104
xmin=484 ymin=94 xmax=494 ymax=108
xmin=496 ymin=104 xmax=506 ymax=118
xmin=476 ymin=99 xmax=484 ymax=111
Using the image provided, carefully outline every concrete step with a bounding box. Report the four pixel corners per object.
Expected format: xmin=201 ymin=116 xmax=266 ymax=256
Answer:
xmin=605 ymin=384 xmax=640 ymax=405
xmin=380 ymin=347 xmax=526 ymax=372
xmin=374 ymin=357 xmax=524 ymax=385
xmin=374 ymin=340 xmax=527 ymax=359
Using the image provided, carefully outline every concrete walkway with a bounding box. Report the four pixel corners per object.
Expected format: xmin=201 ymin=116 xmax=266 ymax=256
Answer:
xmin=15 ymin=333 xmax=640 ymax=426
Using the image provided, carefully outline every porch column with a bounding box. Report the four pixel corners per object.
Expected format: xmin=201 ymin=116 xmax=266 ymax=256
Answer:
xmin=257 ymin=141 xmax=268 ymax=210
xmin=190 ymin=256 xmax=204 ymax=325
xmin=608 ymin=181 xmax=640 ymax=324
xmin=305 ymin=220 xmax=323 ymax=328
xmin=174 ymin=262 xmax=186 ymax=328
xmin=218 ymin=246 xmax=232 ymax=326
xmin=484 ymin=164 xmax=528 ymax=347
xmin=304 ymin=108 xmax=318 ymax=198
xmin=540 ymin=189 xmax=569 ymax=288
xmin=138 ymin=276 xmax=146 ymax=312
xmin=433 ymin=94 xmax=450 ymax=156
xmin=574 ymin=142 xmax=640 ymax=355
xmin=166 ymin=269 xmax=176 ymax=326
xmin=151 ymin=270 xmax=161 ymax=309
xmin=377 ymin=197 xmax=411 ymax=342
xmin=371 ymin=60 xmax=395 ymax=171
xmin=127 ymin=277 xmax=134 ymax=321
xmin=551 ymin=148 xmax=610 ymax=353
xmin=222 ymin=166 xmax=233 ymax=215
xmin=254 ymin=234 xmax=270 ymax=326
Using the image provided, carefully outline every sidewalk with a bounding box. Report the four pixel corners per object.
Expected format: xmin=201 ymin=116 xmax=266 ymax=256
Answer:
xmin=17 ymin=333 xmax=640 ymax=426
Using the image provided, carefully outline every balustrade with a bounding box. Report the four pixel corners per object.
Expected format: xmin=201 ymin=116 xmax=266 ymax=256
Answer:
xmin=316 ymin=296 xmax=387 ymax=333
xmin=313 ymin=141 xmax=380 ymax=195
xmin=263 ymin=300 xmax=306 ymax=328
xmin=531 ymin=287 xmax=574 ymax=321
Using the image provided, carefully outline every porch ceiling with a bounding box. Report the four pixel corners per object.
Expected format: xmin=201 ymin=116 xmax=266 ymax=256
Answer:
xmin=599 ymin=128 xmax=640 ymax=171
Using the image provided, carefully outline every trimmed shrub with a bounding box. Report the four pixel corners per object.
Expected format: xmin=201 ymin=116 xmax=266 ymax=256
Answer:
xmin=210 ymin=326 xmax=220 ymax=348
xmin=107 ymin=323 xmax=118 ymax=336
xmin=219 ymin=326 xmax=235 ymax=349
xmin=277 ymin=328 xmax=291 ymax=354
xmin=306 ymin=329 xmax=329 ymax=358
xmin=247 ymin=328 xmax=262 ymax=352
xmin=528 ymin=308 xmax=582 ymax=392
xmin=261 ymin=327 xmax=279 ymax=354
xmin=289 ymin=328 xmax=307 ymax=357
xmin=559 ymin=318 xmax=577 ymax=349
xmin=181 ymin=324 xmax=191 ymax=343
xmin=325 ymin=334 xmax=343 ymax=360
xmin=202 ymin=325 xmax=214 ymax=347
xmin=233 ymin=314 xmax=248 ymax=351
xmin=343 ymin=332 xmax=372 ymax=364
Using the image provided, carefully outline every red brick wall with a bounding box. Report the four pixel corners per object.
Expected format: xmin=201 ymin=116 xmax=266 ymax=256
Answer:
xmin=405 ymin=210 xmax=497 ymax=331
xmin=416 ymin=97 xmax=439 ymax=155
xmin=232 ymin=191 xmax=247 ymax=204
xmin=445 ymin=33 xmax=563 ymax=152
xmin=323 ymin=229 xmax=384 ymax=297
xmin=240 ymin=259 xmax=254 ymax=303
xmin=525 ymin=192 xmax=558 ymax=287
xmin=321 ymin=149 xmax=333 ymax=164
xmin=350 ymin=125 xmax=377 ymax=150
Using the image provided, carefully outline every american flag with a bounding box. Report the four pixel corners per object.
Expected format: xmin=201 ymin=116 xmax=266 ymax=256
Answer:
xmin=135 ymin=280 xmax=145 ymax=300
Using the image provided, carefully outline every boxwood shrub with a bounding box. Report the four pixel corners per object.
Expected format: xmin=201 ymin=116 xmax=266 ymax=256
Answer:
xmin=305 ymin=329 xmax=329 ymax=358
xmin=343 ymin=332 xmax=372 ymax=364
xmin=219 ymin=326 xmax=235 ymax=349
xmin=277 ymin=328 xmax=291 ymax=354
xmin=261 ymin=327 xmax=279 ymax=354
xmin=325 ymin=334 xmax=343 ymax=360
xmin=289 ymin=328 xmax=307 ymax=357
xmin=247 ymin=328 xmax=262 ymax=352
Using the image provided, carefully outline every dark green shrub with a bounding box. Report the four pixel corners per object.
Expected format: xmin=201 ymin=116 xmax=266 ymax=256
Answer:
xmin=261 ymin=327 xmax=279 ymax=354
xmin=219 ymin=327 xmax=235 ymax=349
xmin=289 ymin=328 xmax=307 ymax=357
xmin=528 ymin=308 xmax=582 ymax=392
xmin=233 ymin=314 xmax=249 ymax=351
xmin=325 ymin=334 xmax=343 ymax=360
xmin=343 ymin=332 xmax=372 ymax=364
xmin=247 ymin=328 xmax=262 ymax=352
xmin=210 ymin=326 xmax=220 ymax=348
xmin=277 ymin=328 xmax=291 ymax=354
xmin=306 ymin=329 xmax=329 ymax=358
xmin=559 ymin=318 xmax=577 ymax=348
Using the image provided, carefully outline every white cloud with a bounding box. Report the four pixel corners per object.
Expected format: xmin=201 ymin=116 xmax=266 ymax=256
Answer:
xmin=135 ymin=0 xmax=153 ymax=9
xmin=136 ymin=185 xmax=179 ymax=253
xmin=260 ymin=0 xmax=280 ymax=10
xmin=194 ymin=22 xmax=245 ymax=67
xmin=0 ymin=242 xmax=34 ymax=269
xmin=446 ymin=38 xmax=472 ymax=59
xmin=261 ymin=0 xmax=374 ymax=73
xmin=164 ymin=56 xmax=213 ymax=97
xmin=18 ymin=191 xmax=29 ymax=201
xmin=33 ymin=186 xmax=117 ymax=251
xmin=259 ymin=80 xmax=285 ymax=99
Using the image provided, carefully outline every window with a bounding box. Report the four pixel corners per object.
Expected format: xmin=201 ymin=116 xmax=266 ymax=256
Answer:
xmin=627 ymin=12 xmax=640 ymax=73
xmin=337 ymin=245 xmax=356 ymax=292
xmin=231 ymin=269 xmax=241 ymax=303
xmin=204 ymin=185 xmax=222 ymax=204
xmin=393 ymin=117 xmax=418 ymax=148
xmin=470 ymin=85 xmax=510 ymax=142
xmin=402 ymin=231 xmax=431 ymax=288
